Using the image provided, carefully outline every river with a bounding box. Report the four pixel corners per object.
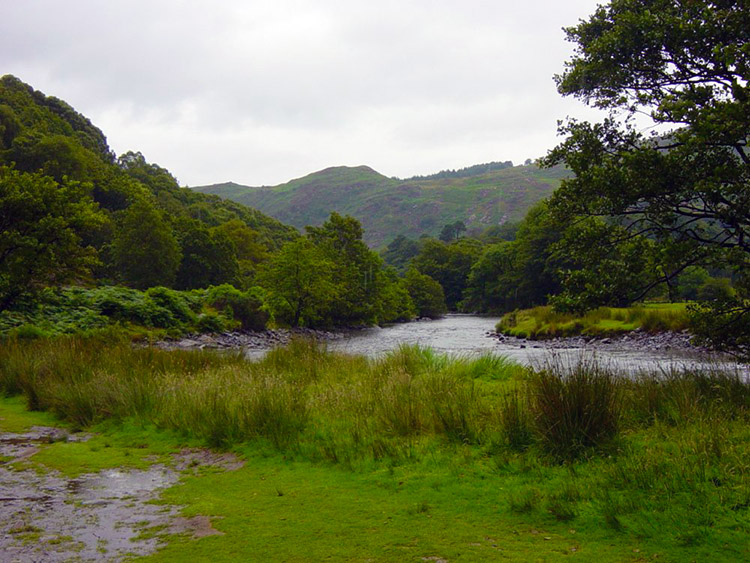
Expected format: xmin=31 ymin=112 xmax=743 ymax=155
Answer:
xmin=322 ymin=314 xmax=743 ymax=374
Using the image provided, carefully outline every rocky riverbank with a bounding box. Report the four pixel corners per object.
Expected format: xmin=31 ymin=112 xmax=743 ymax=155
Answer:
xmin=489 ymin=328 xmax=712 ymax=355
xmin=154 ymin=327 xmax=345 ymax=351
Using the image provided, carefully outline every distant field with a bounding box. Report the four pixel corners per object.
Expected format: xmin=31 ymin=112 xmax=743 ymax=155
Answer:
xmin=193 ymin=163 xmax=569 ymax=246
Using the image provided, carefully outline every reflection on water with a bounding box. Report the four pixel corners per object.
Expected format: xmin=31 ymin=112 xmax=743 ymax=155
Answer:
xmin=323 ymin=315 xmax=742 ymax=374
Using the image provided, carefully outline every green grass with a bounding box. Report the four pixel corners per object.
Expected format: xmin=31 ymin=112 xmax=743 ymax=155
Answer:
xmin=0 ymin=395 xmax=63 ymax=432
xmin=497 ymin=303 xmax=691 ymax=339
xmin=1 ymin=339 xmax=748 ymax=561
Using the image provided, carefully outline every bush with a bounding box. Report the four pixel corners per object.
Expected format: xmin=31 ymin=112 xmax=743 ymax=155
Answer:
xmin=196 ymin=312 xmax=229 ymax=333
xmin=500 ymin=390 xmax=533 ymax=451
xmin=145 ymin=286 xmax=198 ymax=325
xmin=93 ymin=286 xmax=173 ymax=327
xmin=8 ymin=324 xmax=50 ymax=340
xmin=205 ymin=284 xmax=268 ymax=331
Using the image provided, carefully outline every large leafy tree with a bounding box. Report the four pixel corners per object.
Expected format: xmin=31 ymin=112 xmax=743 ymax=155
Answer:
xmin=0 ymin=167 xmax=104 ymax=310
xmin=542 ymin=0 xmax=750 ymax=355
xmin=403 ymin=268 xmax=447 ymax=319
xmin=259 ymin=238 xmax=337 ymax=327
xmin=174 ymin=217 xmax=239 ymax=290
xmin=111 ymin=198 xmax=182 ymax=289
xmin=306 ymin=212 xmax=384 ymax=325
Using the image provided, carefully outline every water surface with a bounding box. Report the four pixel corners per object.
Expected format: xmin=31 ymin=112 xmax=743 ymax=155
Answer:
xmin=324 ymin=314 xmax=741 ymax=374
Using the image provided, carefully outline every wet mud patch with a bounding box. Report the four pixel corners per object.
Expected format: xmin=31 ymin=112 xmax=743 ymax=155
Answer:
xmin=168 ymin=515 xmax=224 ymax=539
xmin=0 ymin=430 xmax=239 ymax=561
xmin=174 ymin=448 xmax=245 ymax=473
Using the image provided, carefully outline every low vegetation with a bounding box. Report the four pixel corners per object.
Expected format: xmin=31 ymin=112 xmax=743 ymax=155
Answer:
xmin=496 ymin=303 xmax=690 ymax=340
xmin=0 ymin=285 xmax=266 ymax=339
xmin=0 ymin=338 xmax=747 ymax=560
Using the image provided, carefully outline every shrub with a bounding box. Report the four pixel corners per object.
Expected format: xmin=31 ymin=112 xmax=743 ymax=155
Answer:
xmin=145 ymin=286 xmax=197 ymax=325
xmin=92 ymin=286 xmax=172 ymax=327
xmin=205 ymin=284 xmax=268 ymax=331
xmin=8 ymin=324 xmax=50 ymax=340
xmin=196 ymin=312 xmax=230 ymax=333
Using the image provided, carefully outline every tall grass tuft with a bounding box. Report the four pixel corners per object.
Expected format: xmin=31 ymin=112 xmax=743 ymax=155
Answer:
xmin=500 ymin=389 xmax=533 ymax=451
xmin=530 ymin=356 xmax=621 ymax=459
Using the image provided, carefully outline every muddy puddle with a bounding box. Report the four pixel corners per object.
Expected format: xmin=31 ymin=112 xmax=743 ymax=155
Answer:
xmin=0 ymin=427 xmax=237 ymax=562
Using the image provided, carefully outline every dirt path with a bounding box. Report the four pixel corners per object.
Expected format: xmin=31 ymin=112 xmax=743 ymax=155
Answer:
xmin=0 ymin=427 xmax=237 ymax=562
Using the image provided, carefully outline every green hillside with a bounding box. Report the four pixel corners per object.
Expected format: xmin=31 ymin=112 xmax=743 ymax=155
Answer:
xmin=194 ymin=163 xmax=569 ymax=247
xmin=0 ymin=75 xmax=298 ymax=306
xmin=0 ymin=75 xmax=297 ymax=250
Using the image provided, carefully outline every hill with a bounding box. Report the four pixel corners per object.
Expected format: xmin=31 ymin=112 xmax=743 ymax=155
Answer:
xmin=0 ymin=74 xmax=297 ymax=250
xmin=194 ymin=163 xmax=569 ymax=247
xmin=0 ymin=75 xmax=298 ymax=302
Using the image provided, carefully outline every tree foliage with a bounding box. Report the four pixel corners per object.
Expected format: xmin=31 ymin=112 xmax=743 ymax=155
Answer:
xmin=0 ymin=167 xmax=104 ymax=310
xmin=111 ymin=198 xmax=181 ymax=289
xmin=439 ymin=221 xmax=467 ymax=242
xmin=306 ymin=212 xmax=385 ymax=326
xmin=412 ymin=238 xmax=482 ymax=310
xmin=540 ymin=0 xmax=750 ymax=352
xmin=545 ymin=0 xmax=749 ymax=255
xmin=403 ymin=268 xmax=447 ymax=319
xmin=174 ymin=218 xmax=239 ymax=290
xmin=381 ymin=234 xmax=420 ymax=273
xmin=259 ymin=239 xmax=337 ymax=327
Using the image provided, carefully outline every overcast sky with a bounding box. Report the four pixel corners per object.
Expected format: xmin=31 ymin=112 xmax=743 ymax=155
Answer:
xmin=1 ymin=0 xmax=608 ymax=186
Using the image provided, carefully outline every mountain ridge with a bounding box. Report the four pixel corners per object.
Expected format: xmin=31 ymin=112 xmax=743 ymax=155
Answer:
xmin=193 ymin=162 xmax=569 ymax=247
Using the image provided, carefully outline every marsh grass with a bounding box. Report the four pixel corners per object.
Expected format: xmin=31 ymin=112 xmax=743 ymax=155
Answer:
xmin=530 ymin=356 xmax=622 ymax=459
xmin=1 ymin=337 xmax=748 ymax=557
xmin=0 ymin=338 xmax=521 ymax=457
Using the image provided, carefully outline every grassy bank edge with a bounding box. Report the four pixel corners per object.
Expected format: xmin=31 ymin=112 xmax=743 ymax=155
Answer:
xmin=496 ymin=303 xmax=690 ymax=340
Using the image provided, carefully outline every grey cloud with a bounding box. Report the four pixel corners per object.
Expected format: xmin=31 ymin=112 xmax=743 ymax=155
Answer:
xmin=1 ymin=0 xmax=605 ymax=185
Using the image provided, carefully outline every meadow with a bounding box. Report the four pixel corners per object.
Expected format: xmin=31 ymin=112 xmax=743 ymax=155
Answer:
xmin=1 ymin=337 xmax=748 ymax=561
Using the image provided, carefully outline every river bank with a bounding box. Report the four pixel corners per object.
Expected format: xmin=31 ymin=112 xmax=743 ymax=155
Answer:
xmin=152 ymin=327 xmax=347 ymax=351
xmin=155 ymin=318 xmax=721 ymax=363
xmin=490 ymin=327 xmax=713 ymax=355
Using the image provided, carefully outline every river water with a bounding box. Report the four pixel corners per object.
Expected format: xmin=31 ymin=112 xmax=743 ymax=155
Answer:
xmin=323 ymin=314 xmax=743 ymax=374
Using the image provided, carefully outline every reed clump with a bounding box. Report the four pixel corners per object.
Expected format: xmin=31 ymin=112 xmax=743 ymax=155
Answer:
xmin=529 ymin=356 xmax=622 ymax=459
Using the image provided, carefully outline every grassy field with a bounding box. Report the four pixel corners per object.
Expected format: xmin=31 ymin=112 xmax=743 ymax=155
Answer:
xmin=1 ymin=338 xmax=748 ymax=561
xmin=496 ymin=303 xmax=691 ymax=340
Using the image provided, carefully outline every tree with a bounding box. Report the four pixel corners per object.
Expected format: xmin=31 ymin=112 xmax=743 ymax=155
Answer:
xmin=381 ymin=234 xmax=420 ymax=273
xmin=111 ymin=198 xmax=181 ymax=289
xmin=412 ymin=238 xmax=482 ymax=310
xmin=463 ymin=242 xmax=519 ymax=313
xmin=0 ymin=104 xmax=21 ymax=149
xmin=403 ymin=268 xmax=447 ymax=319
xmin=378 ymin=268 xmax=417 ymax=323
xmin=174 ymin=218 xmax=239 ymax=290
xmin=439 ymin=221 xmax=467 ymax=242
xmin=542 ymin=0 xmax=750 ymax=353
xmin=211 ymin=219 xmax=270 ymax=289
xmin=0 ymin=167 xmax=103 ymax=310
xmin=306 ymin=212 xmax=383 ymax=325
xmin=258 ymin=238 xmax=337 ymax=327
xmin=547 ymin=219 xmax=658 ymax=313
